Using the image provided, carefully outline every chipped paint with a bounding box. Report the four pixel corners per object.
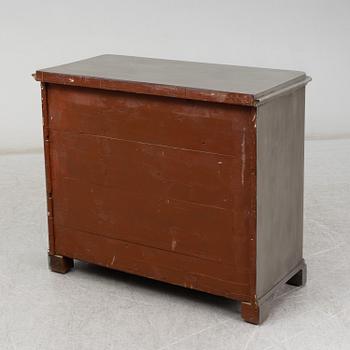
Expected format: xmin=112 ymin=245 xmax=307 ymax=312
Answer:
xmin=171 ymin=239 xmax=177 ymax=251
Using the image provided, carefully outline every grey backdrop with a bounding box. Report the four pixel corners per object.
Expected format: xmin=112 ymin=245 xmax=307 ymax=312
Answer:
xmin=1 ymin=0 xmax=349 ymax=152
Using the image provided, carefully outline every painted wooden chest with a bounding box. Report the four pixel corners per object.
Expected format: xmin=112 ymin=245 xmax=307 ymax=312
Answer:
xmin=34 ymin=55 xmax=311 ymax=324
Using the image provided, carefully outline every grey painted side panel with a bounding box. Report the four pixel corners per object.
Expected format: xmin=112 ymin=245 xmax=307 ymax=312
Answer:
xmin=256 ymin=88 xmax=305 ymax=298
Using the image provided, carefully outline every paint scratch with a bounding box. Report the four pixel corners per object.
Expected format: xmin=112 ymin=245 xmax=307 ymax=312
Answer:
xmin=252 ymin=113 xmax=257 ymax=128
xmin=241 ymin=128 xmax=246 ymax=185
xmin=111 ymin=255 xmax=116 ymax=265
xmin=171 ymin=239 xmax=177 ymax=251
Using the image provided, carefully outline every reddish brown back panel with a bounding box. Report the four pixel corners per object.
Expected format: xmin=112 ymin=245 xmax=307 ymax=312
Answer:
xmin=46 ymin=83 xmax=257 ymax=300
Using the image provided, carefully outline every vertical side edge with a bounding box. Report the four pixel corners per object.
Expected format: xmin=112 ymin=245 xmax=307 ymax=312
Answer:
xmin=248 ymin=107 xmax=258 ymax=303
xmin=41 ymin=83 xmax=55 ymax=254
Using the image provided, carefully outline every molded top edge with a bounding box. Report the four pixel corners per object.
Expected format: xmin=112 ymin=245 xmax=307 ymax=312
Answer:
xmin=35 ymin=54 xmax=310 ymax=106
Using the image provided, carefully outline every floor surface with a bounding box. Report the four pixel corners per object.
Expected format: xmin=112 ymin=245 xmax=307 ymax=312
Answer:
xmin=1 ymin=139 xmax=350 ymax=349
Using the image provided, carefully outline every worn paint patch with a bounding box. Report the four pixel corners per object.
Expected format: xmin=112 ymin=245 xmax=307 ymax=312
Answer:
xmin=171 ymin=239 xmax=177 ymax=251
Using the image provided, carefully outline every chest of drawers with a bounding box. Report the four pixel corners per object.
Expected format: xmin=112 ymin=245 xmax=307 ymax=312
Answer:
xmin=34 ymin=55 xmax=310 ymax=324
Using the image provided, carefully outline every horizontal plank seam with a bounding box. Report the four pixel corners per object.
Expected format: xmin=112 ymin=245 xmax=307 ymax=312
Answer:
xmin=62 ymin=243 xmax=250 ymax=300
xmin=53 ymin=174 xmax=245 ymax=212
xmin=50 ymin=128 xmax=253 ymax=159
xmin=55 ymin=223 xmax=249 ymax=274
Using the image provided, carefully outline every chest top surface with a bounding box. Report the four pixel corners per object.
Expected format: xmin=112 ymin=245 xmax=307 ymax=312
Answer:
xmin=35 ymin=54 xmax=310 ymax=106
